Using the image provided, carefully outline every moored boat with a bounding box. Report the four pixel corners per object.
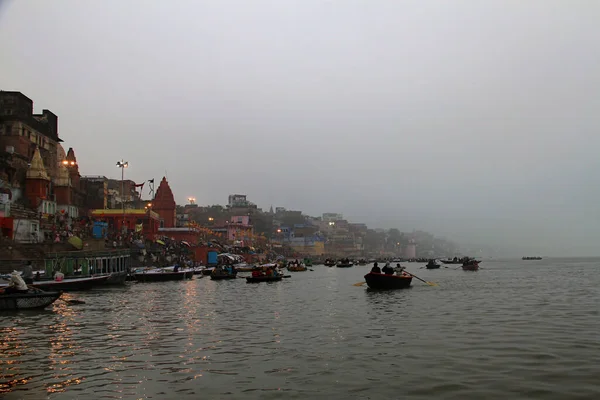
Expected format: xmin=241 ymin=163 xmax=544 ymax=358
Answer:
xmin=246 ymin=275 xmax=283 ymax=283
xmin=364 ymin=272 xmax=412 ymax=290
xmin=133 ymin=268 xmax=194 ymax=282
xmin=0 ymin=275 xmax=112 ymax=291
xmin=324 ymin=259 xmax=336 ymax=267
xmin=522 ymin=256 xmax=543 ymax=260
xmin=0 ymin=290 xmax=62 ymax=310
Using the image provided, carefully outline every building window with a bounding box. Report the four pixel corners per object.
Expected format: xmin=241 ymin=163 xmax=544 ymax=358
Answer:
xmin=160 ymin=219 xmax=164 ymax=228
xmin=5 ymin=125 xmax=11 ymax=135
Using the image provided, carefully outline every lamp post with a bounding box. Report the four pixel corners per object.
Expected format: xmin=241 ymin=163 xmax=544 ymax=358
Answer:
xmin=188 ymin=197 xmax=196 ymax=205
xmin=116 ymin=160 xmax=128 ymax=231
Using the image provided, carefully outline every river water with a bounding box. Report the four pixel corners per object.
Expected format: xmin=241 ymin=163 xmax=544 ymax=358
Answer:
xmin=1 ymin=259 xmax=599 ymax=400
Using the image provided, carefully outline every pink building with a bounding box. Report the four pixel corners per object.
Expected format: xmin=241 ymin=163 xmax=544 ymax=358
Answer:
xmin=227 ymin=215 xmax=253 ymax=245
xmin=404 ymin=240 xmax=417 ymax=259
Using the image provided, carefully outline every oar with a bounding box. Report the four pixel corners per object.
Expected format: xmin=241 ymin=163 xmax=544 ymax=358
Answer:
xmin=353 ymin=281 xmax=366 ymax=286
xmin=404 ymin=271 xmax=438 ymax=286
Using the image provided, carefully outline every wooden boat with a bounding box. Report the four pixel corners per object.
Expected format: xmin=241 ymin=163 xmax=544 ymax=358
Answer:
xmin=288 ymin=265 xmax=307 ymax=272
xmin=246 ymin=275 xmax=283 ymax=283
xmin=440 ymin=259 xmax=462 ymax=264
xmin=337 ymin=261 xmax=354 ymax=268
xmin=522 ymin=256 xmax=543 ymax=260
xmin=0 ymin=275 xmax=111 ymax=291
xmin=324 ymin=259 xmax=336 ymax=267
xmin=0 ymin=290 xmax=62 ymax=310
xmin=425 ymin=260 xmax=441 ymax=269
xmin=364 ymin=272 xmax=412 ymax=290
xmin=210 ymin=274 xmax=237 ymax=280
xmin=462 ymin=262 xmax=479 ymax=271
xmin=133 ymin=269 xmax=194 ymax=282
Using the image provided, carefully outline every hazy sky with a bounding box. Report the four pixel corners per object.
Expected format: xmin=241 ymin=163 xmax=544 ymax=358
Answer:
xmin=1 ymin=1 xmax=599 ymax=256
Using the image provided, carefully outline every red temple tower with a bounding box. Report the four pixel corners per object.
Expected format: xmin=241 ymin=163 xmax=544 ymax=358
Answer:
xmin=153 ymin=177 xmax=176 ymax=228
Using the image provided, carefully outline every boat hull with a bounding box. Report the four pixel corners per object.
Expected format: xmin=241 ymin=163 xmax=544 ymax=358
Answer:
xmin=288 ymin=267 xmax=307 ymax=272
xmin=30 ymin=275 xmax=111 ymax=291
xmin=462 ymin=264 xmax=479 ymax=271
xmin=425 ymin=265 xmax=441 ymax=269
xmin=337 ymin=264 xmax=354 ymax=268
xmin=364 ymin=273 xmax=412 ymax=290
xmin=0 ymin=291 xmax=62 ymax=310
xmin=246 ymin=276 xmax=283 ymax=283
xmin=133 ymin=271 xmax=194 ymax=282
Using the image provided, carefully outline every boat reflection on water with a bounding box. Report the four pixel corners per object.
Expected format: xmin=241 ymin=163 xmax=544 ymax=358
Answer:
xmin=46 ymin=298 xmax=83 ymax=395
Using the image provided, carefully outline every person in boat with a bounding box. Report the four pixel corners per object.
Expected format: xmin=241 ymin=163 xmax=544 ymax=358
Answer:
xmin=231 ymin=264 xmax=237 ymax=276
xmin=3 ymin=271 xmax=29 ymax=295
xmin=173 ymin=264 xmax=180 ymax=273
xmin=395 ymin=264 xmax=406 ymax=275
xmin=382 ymin=263 xmax=394 ymax=275
xmin=252 ymin=268 xmax=261 ymax=277
xmin=371 ymin=262 xmax=381 ymax=274
xmin=22 ymin=261 xmax=33 ymax=285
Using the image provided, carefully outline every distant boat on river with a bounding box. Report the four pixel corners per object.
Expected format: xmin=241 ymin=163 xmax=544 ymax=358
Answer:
xmin=522 ymin=256 xmax=543 ymax=260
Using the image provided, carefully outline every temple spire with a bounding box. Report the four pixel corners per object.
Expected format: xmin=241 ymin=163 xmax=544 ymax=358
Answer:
xmin=26 ymin=147 xmax=50 ymax=181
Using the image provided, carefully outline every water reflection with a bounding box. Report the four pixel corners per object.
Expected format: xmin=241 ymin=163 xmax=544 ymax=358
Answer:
xmin=1 ymin=261 xmax=600 ymax=399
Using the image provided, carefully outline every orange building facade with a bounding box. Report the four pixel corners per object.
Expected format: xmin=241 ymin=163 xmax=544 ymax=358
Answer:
xmin=90 ymin=209 xmax=160 ymax=237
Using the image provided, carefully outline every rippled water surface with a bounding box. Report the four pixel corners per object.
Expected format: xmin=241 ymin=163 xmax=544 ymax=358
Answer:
xmin=2 ymin=259 xmax=600 ymax=399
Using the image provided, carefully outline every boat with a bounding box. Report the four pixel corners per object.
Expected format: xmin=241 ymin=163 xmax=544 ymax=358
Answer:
xmin=337 ymin=260 xmax=354 ymax=268
xmin=246 ymin=275 xmax=283 ymax=283
xmin=324 ymin=259 xmax=336 ymax=267
xmin=425 ymin=260 xmax=441 ymax=269
xmin=133 ymin=268 xmax=194 ymax=282
xmin=303 ymin=258 xmax=313 ymax=267
xmin=0 ymin=275 xmax=112 ymax=291
xmin=288 ymin=264 xmax=308 ymax=272
xmin=357 ymin=259 xmax=367 ymax=265
xmin=440 ymin=257 xmax=463 ymax=265
xmin=522 ymin=256 xmax=543 ymax=260
xmin=462 ymin=260 xmax=479 ymax=271
xmin=0 ymin=289 xmax=62 ymax=310
xmin=363 ymin=272 xmax=412 ymax=290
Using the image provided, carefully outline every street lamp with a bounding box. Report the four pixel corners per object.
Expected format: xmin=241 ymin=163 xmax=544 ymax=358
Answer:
xmin=188 ymin=197 xmax=196 ymax=205
xmin=116 ymin=160 xmax=128 ymax=231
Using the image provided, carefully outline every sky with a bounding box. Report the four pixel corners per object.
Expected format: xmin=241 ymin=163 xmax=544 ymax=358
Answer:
xmin=1 ymin=0 xmax=599 ymax=256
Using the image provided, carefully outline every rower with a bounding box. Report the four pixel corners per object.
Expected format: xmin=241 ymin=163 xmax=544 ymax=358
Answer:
xmin=381 ymin=263 xmax=394 ymax=275
xmin=3 ymin=271 xmax=29 ymax=294
xmin=371 ymin=262 xmax=381 ymax=273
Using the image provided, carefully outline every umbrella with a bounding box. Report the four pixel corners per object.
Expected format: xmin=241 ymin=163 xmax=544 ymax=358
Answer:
xmin=68 ymin=236 xmax=83 ymax=250
xmin=181 ymin=241 xmax=191 ymax=247
xmin=156 ymin=240 xmax=166 ymax=245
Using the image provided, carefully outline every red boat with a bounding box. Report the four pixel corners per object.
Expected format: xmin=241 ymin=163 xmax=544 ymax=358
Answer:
xmin=462 ymin=262 xmax=479 ymax=271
